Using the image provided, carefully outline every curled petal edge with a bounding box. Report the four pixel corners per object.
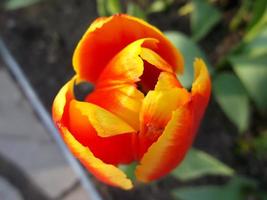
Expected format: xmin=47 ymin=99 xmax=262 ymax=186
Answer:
xmin=73 ymin=14 xmax=184 ymax=83
xmin=52 ymin=77 xmax=75 ymax=123
xmin=136 ymin=102 xmax=193 ymax=182
xmin=191 ymin=58 xmax=211 ymax=130
xmin=61 ymin=126 xmax=133 ymax=190
xmin=136 ymin=59 xmax=211 ymax=182
xmin=52 ymin=79 xmax=133 ymax=189
xmin=97 ymin=38 xmax=159 ymax=86
xmin=69 ymin=100 xmax=136 ymax=137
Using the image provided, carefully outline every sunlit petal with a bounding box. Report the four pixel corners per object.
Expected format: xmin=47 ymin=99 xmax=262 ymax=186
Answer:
xmin=61 ymin=126 xmax=133 ymax=189
xmin=73 ymin=14 xmax=183 ymax=83
xmin=136 ymin=103 xmax=193 ymax=182
xmin=191 ymin=58 xmax=211 ymax=130
xmin=69 ymin=100 xmax=136 ymax=137
xmin=137 ymin=73 xmax=190 ymax=158
xmin=86 ymin=84 xmax=144 ymax=130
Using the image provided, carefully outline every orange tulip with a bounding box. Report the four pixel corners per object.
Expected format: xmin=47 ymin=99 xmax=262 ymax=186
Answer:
xmin=52 ymin=14 xmax=211 ymax=190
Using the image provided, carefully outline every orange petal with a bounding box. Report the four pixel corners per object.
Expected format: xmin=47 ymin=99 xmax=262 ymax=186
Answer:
xmin=138 ymin=49 xmax=176 ymax=92
xmin=87 ymin=16 xmax=110 ymax=32
xmin=69 ymin=100 xmax=136 ymax=137
xmin=191 ymin=58 xmax=211 ymax=130
xmin=86 ymin=84 xmax=144 ymax=130
xmin=61 ymin=126 xmax=133 ymax=189
xmin=155 ymin=72 xmax=182 ymax=90
xmin=97 ymin=38 xmax=158 ymax=86
xmin=52 ymin=77 xmax=75 ymax=123
xmin=136 ymin=102 xmax=193 ymax=182
xmin=68 ymin=99 xmax=136 ymax=165
xmin=73 ymin=14 xmax=183 ymax=83
xmin=140 ymin=47 xmax=173 ymax=73
xmin=137 ymin=73 xmax=190 ymax=159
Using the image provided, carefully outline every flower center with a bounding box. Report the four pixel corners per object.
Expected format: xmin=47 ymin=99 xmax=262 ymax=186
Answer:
xmin=137 ymin=60 xmax=162 ymax=94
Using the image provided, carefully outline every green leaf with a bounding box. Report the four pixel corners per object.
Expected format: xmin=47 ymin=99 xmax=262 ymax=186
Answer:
xmin=127 ymin=2 xmax=147 ymax=20
xmin=259 ymin=192 xmax=267 ymax=200
xmin=174 ymin=186 xmax=225 ymax=200
xmin=96 ymin=0 xmax=108 ymax=16
xmin=191 ymin=0 xmax=222 ymax=41
xmin=148 ymin=0 xmax=167 ymax=13
xmin=229 ymin=0 xmax=251 ymax=31
xmin=173 ymin=176 xmax=256 ymax=200
xmin=213 ymin=72 xmax=250 ymax=133
xmin=243 ymin=28 xmax=267 ymax=57
xmin=229 ymin=54 xmax=267 ymax=115
xmin=252 ymin=130 xmax=267 ymax=157
xmin=97 ymin=0 xmax=122 ymax=16
xmin=245 ymin=8 xmax=267 ymax=41
xmin=119 ymin=162 xmax=137 ymax=181
xmin=247 ymin=0 xmax=267 ymax=30
xmin=164 ymin=31 xmax=212 ymax=88
xmin=178 ymin=2 xmax=194 ymax=16
xmin=172 ymin=148 xmax=234 ymax=181
xmin=3 ymin=0 xmax=42 ymax=10
xmin=107 ymin=0 xmax=122 ymax=15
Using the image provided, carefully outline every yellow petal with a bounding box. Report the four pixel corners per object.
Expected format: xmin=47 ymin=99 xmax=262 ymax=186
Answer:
xmin=140 ymin=88 xmax=189 ymax=131
xmin=140 ymin=72 xmax=190 ymax=132
xmin=155 ymin=72 xmax=182 ymax=90
xmin=73 ymin=14 xmax=184 ymax=83
xmin=62 ymin=126 xmax=133 ymax=189
xmin=69 ymin=100 xmax=136 ymax=137
xmin=86 ymin=84 xmax=144 ymax=131
xmin=192 ymin=58 xmax=211 ymax=97
xmin=140 ymin=47 xmax=173 ymax=73
xmin=191 ymin=58 xmax=211 ymax=128
xmin=98 ymin=38 xmax=158 ymax=87
xmin=52 ymin=77 xmax=75 ymax=122
xmin=137 ymin=73 xmax=190 ymax=159
xmin=136 ymin=103 xmax=193 ymax=182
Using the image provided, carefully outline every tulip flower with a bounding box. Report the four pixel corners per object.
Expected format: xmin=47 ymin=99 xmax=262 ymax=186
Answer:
xmin=52 ymin=14 xmax=211 ymax=190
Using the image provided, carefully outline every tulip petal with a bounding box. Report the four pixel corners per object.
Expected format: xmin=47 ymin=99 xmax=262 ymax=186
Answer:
xmin=136 ymin=102 xmax=193 ymax=182
xmin=98 ymin=38 xmax=158 ymax=86
xmin=140 ymin=88 xmax=190 ymax=133
xmin=69 ymin=100 xmax=136 ymax=137
xmin=73 ymin=14 xmax=183 ymax=83
xmin=155 ymin=72 xmax=182 ymax=90
xmin=138 ymin=49 xmax=176 ymax=92
xmin=86 ymin=84 xmax=144 ymax=130
xmin=191 ymin=58 xmax=211 ymax=129
xmin=140 ymin=47 xmax=173 ymax=73
xmin=61 ymin=126 xmax=133 ymax=190
xmin=137 ymin=73 xmax=190 ymax=158
xmin=53 ymin=78 xmax=136 ymax=165
xmin=52 ymin=77 xmax=75 ymax=123
xmin=68 ymin=99 xmax=135 ymax=165
xmin=87 ymin=16 xmax=110 ymax=32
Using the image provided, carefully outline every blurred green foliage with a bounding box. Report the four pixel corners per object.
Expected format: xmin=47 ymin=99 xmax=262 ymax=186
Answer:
xmin=1 ymin=0 xmax=42 ymax=10
xmin=252 ymin=130 xmax=267 ymax=158
xmin=97 ymin=0 xmax=122 ymax=16
xmin=164 ymin=31 xmax=212 ymax=88
xmin=172 ymin=148 xmax=234 ymax=181
xmin=126 ymin=2 xmax=147 ymax=20
xmin=213 ymin=72 xmax=250 ymax=132
xmin=173 ymin=176 xmax=260 ymax=200
xmin=190 ymin=0 xmax=222 ymax=41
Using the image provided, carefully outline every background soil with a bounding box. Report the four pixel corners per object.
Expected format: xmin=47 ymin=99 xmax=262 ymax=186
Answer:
xmin=0 ymin=0 xmax=265 ymax=199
